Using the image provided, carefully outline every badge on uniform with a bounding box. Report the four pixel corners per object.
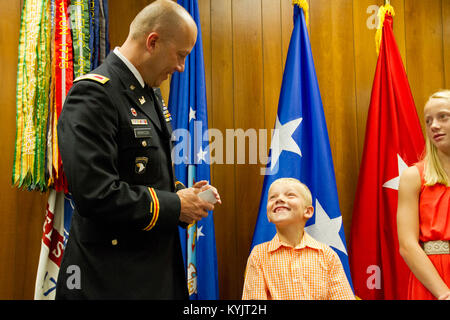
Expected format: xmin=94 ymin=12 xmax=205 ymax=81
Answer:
xmin=139 ymin=96 xmax=146 ymax=105
xmin=135 ymin=157 xmax=148 ymax=174
xmin=130 ymin=108 xmax=137 ymax=117
xmin=131 ymin=119 xmax=148 ymax=125
xmin=162 ymin=106 xmax=172 ymax=122
xmin=134 ymin=128 xmax=152 ymax=138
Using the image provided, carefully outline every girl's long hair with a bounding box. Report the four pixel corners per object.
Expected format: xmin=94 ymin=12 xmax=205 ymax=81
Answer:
xmin=423 ymin=90 xmax=450 ymax=186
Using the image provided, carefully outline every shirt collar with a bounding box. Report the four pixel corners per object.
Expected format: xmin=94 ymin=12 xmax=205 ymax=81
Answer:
xmin=267 ymin=232 xmax=322 ymax=253
xmin=113 ymin=47 xmax=145 ymax=88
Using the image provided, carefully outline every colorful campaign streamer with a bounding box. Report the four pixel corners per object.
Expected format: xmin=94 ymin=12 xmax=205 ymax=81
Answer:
xmin=20 ymin=0 xmax=111 ymax=299
xmin=14 ymin=0 xmax=52 ymax=191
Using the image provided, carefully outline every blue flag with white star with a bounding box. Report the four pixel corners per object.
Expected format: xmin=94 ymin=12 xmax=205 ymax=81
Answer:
xmin=251 ymin=4 xmax=353 ymax=288
xmin=168 ymin=0 xmax=219 ymax=300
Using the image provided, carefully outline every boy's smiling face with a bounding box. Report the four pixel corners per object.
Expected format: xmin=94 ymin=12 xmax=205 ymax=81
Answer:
xmin=266 ymin=180 xmax=313 ymax=227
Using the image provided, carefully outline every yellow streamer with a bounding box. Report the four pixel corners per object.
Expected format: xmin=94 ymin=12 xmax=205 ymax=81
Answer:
xmin=375 ymin=3 xmax=395 ymax=55
xmin=13 ymin=0 xmax=51 ymax=191
xmin=292 ymin=0 xmax=309 ymax=26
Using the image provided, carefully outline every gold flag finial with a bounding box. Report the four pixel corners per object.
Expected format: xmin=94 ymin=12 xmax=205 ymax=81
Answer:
xmin=375 ymin=2 xmax=395 ymax=55
xmin=292 ymin=0 xmax=309 ymax=26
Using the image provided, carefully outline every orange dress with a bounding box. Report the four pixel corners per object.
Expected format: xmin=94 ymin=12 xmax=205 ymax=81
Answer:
xmin=408 ymin=162 xmax=450 ymax=299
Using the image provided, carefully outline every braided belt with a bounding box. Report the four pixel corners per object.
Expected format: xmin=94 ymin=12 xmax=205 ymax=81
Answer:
xmin=422 ymin=240 xmax=450 ymax=255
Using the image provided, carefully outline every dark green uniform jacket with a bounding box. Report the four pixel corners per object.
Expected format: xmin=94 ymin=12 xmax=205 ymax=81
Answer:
xmin=55 ymin=52 xmax=188 ymax=300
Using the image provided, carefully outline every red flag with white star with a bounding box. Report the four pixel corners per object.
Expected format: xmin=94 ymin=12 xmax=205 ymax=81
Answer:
xmin=348 ymin=7 xmax=425 ymax=300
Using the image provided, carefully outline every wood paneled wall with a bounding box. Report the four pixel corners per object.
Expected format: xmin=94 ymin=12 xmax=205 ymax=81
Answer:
xmin=0 ymin=0 xmax=448 ymax=300
xmin=0 ymin=0 xmax=48 ymax=299
xmin=109 ymin=0 xmax=450 ymax=300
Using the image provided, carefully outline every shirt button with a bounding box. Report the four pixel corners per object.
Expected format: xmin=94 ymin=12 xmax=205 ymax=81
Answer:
xmin=142 ymin=140 xmax=147 ymax=147
xmin=112 ymin=239 xmax=118 ymax=246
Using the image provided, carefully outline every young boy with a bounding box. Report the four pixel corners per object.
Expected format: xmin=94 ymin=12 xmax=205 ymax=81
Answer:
xmin=242 ymin=178 xmax=354 ymax=300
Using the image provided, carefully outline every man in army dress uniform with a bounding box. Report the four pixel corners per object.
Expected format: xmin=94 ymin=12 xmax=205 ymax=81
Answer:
xmin=55 ymin=0 xmax=220 ymax=299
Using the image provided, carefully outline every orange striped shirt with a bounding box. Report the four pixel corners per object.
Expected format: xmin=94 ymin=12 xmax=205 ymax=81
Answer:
xmin=242 ymin=232 xmax=355 ymax=300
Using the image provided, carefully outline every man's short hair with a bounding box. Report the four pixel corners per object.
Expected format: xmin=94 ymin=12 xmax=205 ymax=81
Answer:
xmin=129 ymin=0 xmax=191 ymax=41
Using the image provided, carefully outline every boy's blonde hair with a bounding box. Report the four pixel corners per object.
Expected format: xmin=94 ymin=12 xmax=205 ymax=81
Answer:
xmin=269 ymin=178 xmax=312 ymax=207
xmin=423 ymin=89 xmax=450 ymax=186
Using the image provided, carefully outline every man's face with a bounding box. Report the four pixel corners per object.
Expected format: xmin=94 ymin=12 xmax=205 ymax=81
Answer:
xmin=266 ymin=181 xmax=311 ymax=227
xmin=147 ymin=23 xmax=197 ymax=87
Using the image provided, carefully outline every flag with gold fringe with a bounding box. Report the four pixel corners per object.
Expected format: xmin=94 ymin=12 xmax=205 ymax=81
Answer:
xmin=250 ymin=0 xmax=353 ymax=291
xmin=169 ymin=0 xmax=219 ymax=300
xmin=348 ymin=3 xmax=425 ymax=300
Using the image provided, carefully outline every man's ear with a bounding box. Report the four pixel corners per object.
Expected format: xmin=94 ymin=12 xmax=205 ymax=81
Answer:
xmin=304 ymin=206 xmax=314 ymax=219
xmin=146 ymin=32 xmax=159 ymax=52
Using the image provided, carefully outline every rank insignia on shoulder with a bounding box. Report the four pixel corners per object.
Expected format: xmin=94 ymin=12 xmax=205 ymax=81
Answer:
xmin=73 ymin=73 xmax=110 ymax=84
